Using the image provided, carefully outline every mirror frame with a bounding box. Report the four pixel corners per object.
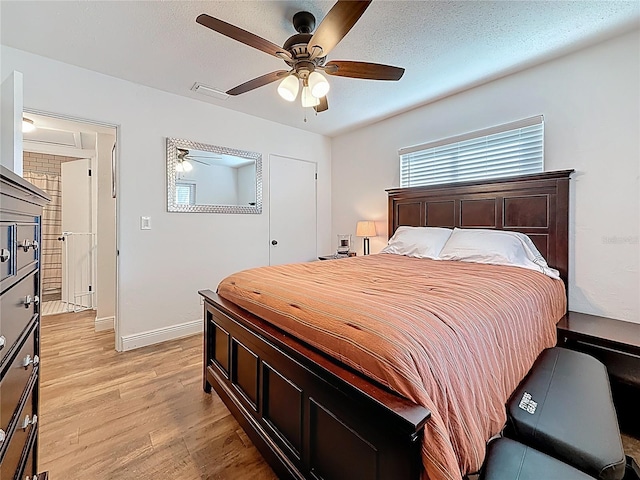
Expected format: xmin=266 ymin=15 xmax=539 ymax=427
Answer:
xmin=166 ymin=137 xmax=262 ymax=214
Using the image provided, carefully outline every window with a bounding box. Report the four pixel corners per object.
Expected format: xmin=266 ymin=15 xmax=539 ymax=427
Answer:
xmin=399 ymin=116 xmax=544 ymax=187
xmin=175 ymin=182 xmax=196 ymax=205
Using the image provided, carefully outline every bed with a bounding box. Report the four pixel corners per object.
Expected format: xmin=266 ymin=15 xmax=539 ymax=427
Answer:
xmin=199 ymin=170 xmax=573 ymax=480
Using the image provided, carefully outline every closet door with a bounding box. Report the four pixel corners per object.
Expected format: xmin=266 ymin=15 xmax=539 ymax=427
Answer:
xmin=269 ymin=155 xmax=317 ymax=266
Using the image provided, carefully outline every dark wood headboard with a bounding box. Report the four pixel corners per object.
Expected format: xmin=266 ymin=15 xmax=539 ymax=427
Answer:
xmin=387 ymin=170 xmax=573 ymax=285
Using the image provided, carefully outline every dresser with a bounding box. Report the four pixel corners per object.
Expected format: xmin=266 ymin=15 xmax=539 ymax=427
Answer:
xmin=0 ymin=165 xmax=49 ymax=480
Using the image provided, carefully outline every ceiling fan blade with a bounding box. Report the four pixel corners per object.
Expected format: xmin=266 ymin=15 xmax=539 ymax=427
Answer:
xmin=196 ymin=14 xmax=292 ymax=61
xmin=324 ymin=61 xmax=404 ymax=80
xmin=186 ymin=155 xmax=222 ymax=160
xmin=314 ymin=96 xmax=328 ymax=113
xmin=226 ymin=70 xmax=289 ymax=96
xmin=188 ymin=158 xmax=210 ymax=166
xmin=308 ymin=0 xmax=372 ymax=60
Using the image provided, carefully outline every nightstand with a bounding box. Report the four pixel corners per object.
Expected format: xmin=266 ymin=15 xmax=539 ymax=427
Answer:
xmin=318 ymin=253 xmax=356 ymax=260
xmin=557 ymin=311 xmax=640 ymax=436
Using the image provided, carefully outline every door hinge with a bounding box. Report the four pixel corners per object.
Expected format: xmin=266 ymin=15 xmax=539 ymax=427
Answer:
xmin=88 ymin=168 xmax=92 ymax=177
xmin=88 ymin=285 xmax=92 ymax=292
xmin=315 ymin=173 xmax=317 ymax=180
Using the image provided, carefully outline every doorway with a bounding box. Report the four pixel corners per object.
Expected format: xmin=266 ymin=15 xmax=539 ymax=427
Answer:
xmin=22 ymin=154 xmax=94 ymax=313
xmin=22 ymin=111 xmax=118 ymax=343
xmin=269 ymin=154 xmax=317 ymax=265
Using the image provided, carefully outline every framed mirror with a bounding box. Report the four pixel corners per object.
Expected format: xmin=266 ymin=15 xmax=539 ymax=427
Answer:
xmin=166 ymin=137 xmax=262 ymax=214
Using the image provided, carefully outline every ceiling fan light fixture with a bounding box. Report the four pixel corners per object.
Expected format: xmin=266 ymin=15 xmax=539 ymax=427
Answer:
xmin=277 ymin=75 xmax=300 ymax=102
xmin=182 ymin=160 xmax=193 ymax=172
xmin=22 ymin=117 xmax=36 ymax=133
xmin=197 ymin=2 xmax=401 ymax=115
xmin=301 ymin=86 xmax=320 ymax=108
xmin=175 ymin=161 xmax=185 ymax=173
xmin=308 ymin=71 xmax=330 ymax=98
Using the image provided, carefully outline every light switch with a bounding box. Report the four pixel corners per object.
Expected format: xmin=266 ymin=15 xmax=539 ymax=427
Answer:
xmin=140 ymin=216 xmax=151 ymax=230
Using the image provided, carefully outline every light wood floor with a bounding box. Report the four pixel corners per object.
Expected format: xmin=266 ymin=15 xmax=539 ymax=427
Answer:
xmin=39 ymin=310 xmax=277 ymax=479
xmin=39 ymin=311 xmax=640 ymax=478
xmin=41 ymin=300 xmax=71 ymax=316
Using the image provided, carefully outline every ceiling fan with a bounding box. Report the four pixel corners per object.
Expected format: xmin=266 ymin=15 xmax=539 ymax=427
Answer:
xmin=196 ymin=0 xmax=404 ymax=113
xmin=176 ymin=148 xmax=221 ymax=172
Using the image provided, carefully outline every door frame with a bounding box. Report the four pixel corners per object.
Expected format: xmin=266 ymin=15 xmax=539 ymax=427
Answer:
xmin=268 ymin=154 xmax=318 ymax=265
xmin=24 ymin=108 xmax=122 ymax=350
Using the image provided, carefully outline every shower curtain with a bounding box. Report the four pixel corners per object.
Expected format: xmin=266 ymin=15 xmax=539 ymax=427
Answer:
xmin=23 ymin=172 xmax=62 ymax=301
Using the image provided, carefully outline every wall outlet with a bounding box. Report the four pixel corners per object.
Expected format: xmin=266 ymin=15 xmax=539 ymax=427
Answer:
xmin=140 ymin=216 xmax=151 ymax=230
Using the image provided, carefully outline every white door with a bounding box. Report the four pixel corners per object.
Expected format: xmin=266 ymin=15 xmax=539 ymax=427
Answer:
xmin=61 ymin=158 xmax=93 ymax=309
xmin=269 ymin=155 xmax=317 ymax=265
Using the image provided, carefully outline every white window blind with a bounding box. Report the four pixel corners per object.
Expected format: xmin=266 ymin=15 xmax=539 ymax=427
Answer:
xmin=175 ymin=182 xmax=196 ymax=205
xmin=399 ymin=116 xmax=544 ymax=187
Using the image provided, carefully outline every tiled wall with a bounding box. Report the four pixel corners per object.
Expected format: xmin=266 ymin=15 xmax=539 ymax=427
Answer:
xmin=23 ymin=151 xmax=76 ymax=176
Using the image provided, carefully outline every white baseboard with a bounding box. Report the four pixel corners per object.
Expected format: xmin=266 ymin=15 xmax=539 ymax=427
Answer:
xmin=120 ymin=319 xmax=202 ymax=351
xmin=95 ymin=316 xmax=114 ymax=332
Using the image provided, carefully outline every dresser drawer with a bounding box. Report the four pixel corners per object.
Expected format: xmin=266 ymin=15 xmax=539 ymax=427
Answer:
xmin=14 ymin=427 xmax=40 ymax=480
xmin=0 ymin=386 xmax=35 ymax=479
xmin=0 ymin=223 xmax=14 ymax=284
xmin=17 ymin=433 xmax=35 ymax=480
xmin=0 ymin=273 xmax=38 ymax=368
xmin=0 ymin=324 xmax=37 ymax=440
xmin=15 ymin=224 xmax=38 ymax=274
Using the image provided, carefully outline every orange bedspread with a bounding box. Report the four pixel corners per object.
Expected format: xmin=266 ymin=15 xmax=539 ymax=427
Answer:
xmin=217 ymin=254 xmax=566 ymax=479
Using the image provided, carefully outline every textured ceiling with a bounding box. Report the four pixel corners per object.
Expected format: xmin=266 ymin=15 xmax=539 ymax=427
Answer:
xmin=2 ymin=1 xmax=638 ymax=137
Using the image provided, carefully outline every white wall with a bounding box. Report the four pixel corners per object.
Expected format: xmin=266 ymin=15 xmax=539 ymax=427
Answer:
xmin=181 ymin=163 xmax=238 ymax=205
xmin=237 ymin=164 xmax=256 ymax=207
xmin=332 ymin=30 xmax=640 ymax=323
xmin=1 ymin=45 xmax=332 ymax=348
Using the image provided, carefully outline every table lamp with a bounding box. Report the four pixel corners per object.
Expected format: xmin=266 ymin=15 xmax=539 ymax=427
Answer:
xmin=356 ymin=221 xmax=377 ymax=255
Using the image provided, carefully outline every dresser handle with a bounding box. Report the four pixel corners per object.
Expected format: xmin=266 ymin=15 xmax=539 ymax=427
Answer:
xmin=0 ymin=248 xmax=9 ymax=262
xmin=24 ymin=295 xmax=39 ymax=308
xmin=19 ymin=240 xmax=38 ymax=252
xmin=22 ymin=354 xmax=39 ymax=369
xmin=21 ymin=414 xmax=37 ymax=431
xmin=0 ymin=336 xmax=5 ymax=349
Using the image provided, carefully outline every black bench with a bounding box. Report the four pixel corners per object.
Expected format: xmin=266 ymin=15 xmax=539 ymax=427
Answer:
xmin=506 ymin=347 xmax=626 ymax=479
xmin=480 ymin=347 xmax=640 ymax=480
xmin=480 ymin=437 xmax=593 ymax=480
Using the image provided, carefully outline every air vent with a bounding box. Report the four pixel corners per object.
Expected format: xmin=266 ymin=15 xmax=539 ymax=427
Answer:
xmin=191 ymin=83 xmax=230 ymax=100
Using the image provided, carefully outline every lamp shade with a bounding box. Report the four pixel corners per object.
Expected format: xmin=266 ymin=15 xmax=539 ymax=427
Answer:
xmin=277 ymin=75 xmax=299 ymax=102
xmin=308 ymin=71 xmax=330 ymax=98
xmin=356 ymin=221 xmax=377 ymax=237
xmin=301 ymin=86 xmax=320 ymax=107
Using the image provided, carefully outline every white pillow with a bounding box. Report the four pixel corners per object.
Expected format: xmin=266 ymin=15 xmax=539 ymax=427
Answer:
xmin=381 ymin=226 xmax=452 ymax=259
xmin=438 ymin=228 xmax=560 ymax=279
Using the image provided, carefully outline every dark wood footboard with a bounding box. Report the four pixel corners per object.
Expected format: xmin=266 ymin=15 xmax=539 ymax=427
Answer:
xmin=199 ymin=290 xmax=430 ymax=480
